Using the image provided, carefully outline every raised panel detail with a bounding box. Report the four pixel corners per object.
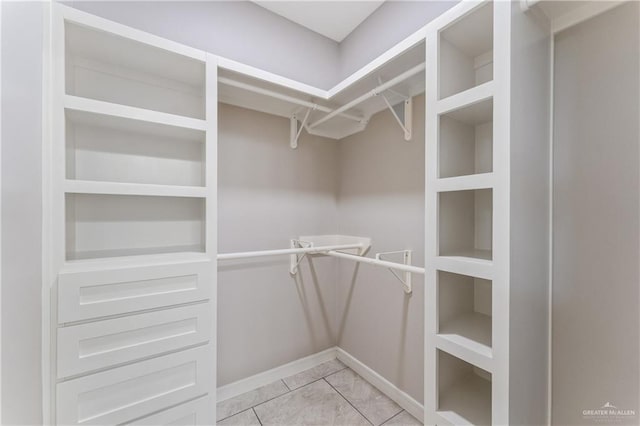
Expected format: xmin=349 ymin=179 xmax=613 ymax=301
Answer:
xmin=57 ymin=303 xmax=210 ymax=378
xmin=58 ymin=259 xmax=212 ymax=323
xmin=56 ymin=346 xmax=210 ymax=425
xmin=127 ymin=395 xmax=212 ymax=425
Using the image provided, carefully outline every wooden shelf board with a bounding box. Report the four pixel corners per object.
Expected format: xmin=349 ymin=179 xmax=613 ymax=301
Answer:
xmin=60 ymin=252 xmax=210 ymax=274
xmin=438 ymin=311 xmax=493 ymax=361
xmin=434 ymin=255 xmax=493 ymax=280
xmin=436 ymin=173 xmax=494 ymax=192
xmin=437 ymin=81 xmax=493 ymax=123
xmin=65 ymin=180 xmax=207 ymax=198
xmin=64 ymin=95 xmax=207 ymax=131
xmin=65 ymin=245 xmax=206 ymax=263
xmin=438 ymin=372 xmax=492 ymax=426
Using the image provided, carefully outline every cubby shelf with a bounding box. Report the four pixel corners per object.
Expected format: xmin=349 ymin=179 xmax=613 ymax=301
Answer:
xmin=436 ymin=333 xmax=492 ymax=373
xmin=438 ymin=313 xmax=492 ymax=355
xmin=437 ymin=350 xmax=492 ymax=426
xmin=434 ymin=256 xmax=493 ymax=281
xmin=60 ymin=251 xmax=210 ymax=274
xmin=437 ymin=81 xmax=493 ymax=116
xmin=64 ymin=95 xmax=208 ymax=131
xmin=65 ymin=180 xmax=208 ymax=198
xmin=436 ymin=173 xmax=494 ymax=192
xmin=437 ymin=372 xmax=492 ymax=426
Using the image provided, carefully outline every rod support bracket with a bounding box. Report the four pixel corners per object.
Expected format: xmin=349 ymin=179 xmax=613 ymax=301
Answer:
xmin=290 ymin=239 xmax=313 ymax=275
xmin=290 ymin=106 xmax=315 ymax=149
xmin=375 ymin=250 xmax=413 ymax=293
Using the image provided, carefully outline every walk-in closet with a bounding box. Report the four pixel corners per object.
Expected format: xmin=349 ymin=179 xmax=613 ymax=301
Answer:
xmin=0 ymin=0 xmax=638 ymax=425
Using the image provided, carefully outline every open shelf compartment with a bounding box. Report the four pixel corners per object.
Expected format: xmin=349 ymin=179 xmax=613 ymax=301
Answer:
xmin=439 ymin=97 xmax=493 ymax=179
xmin=65 ymin=194 xmax=205 ymax=260
xmin=439 ymin=1 xmax=493 ymax=100
xmin=438 ymin=350 xmax=492 ymax=425
xmin=65 ymin=108 xmax=206 ymax=187
xmin=438 ymin=270 xmax=492 ymax=351
xmin=439 ymin=188 xmax=492 ymax=261
xmin=65 ymin=21 xmax=205 ymax=119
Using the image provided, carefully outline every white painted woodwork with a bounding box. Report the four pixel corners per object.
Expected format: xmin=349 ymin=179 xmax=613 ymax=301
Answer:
xmin=47 ymin=4 xmax=217 ymax=424
xmin=57 ymin=303 xmax=211 ymax=378
xmin=57 ymin=257 xmax=211 ymax=323
xmin=65 ymin=21 xmax=205 ymax=118
xmin=56 ymin=346 xmax=210 ymax=425
xmin=128 ymin=395 xmax=211 ymax=425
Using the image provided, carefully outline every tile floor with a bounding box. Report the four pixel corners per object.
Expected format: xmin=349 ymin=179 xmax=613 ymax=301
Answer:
xmin=216 ymin=359 xmax=423 ymax=426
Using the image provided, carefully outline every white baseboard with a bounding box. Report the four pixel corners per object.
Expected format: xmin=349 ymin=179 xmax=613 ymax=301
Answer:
xmin=336 ymin=347 xmax=425 ymax=423
xmin=216 ymin=346 xmax=425 ymax=424
xmin=216 ymin=347 xmax=337 ymax=402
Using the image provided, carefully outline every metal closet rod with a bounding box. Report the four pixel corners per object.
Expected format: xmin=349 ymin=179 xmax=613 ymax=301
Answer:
xmin=218 ymin=61 xmax=425 ymax=130
xmin=325 ymin=250 xmax=425 ymax=275
xmin=306 ymin=62 xmax=426 ymax=130
xmin=218 ymin=77 xmax=364 ymax=124
xmin=217 ymin=243 xmax=425 ymax=275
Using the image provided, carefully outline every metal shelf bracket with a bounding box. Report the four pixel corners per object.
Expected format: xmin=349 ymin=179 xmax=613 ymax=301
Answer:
xmin=289 ymin=239 xmax=313 ymax=274
xmin=375 ymin=250 xmax=414 ymax=293
xmin=290 ymin=106 xmax=314 ymax=149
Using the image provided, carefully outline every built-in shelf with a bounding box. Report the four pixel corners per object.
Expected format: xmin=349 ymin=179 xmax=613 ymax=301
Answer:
xmin=438 ymin=350 xmax=492 ymax=426
xmin=434 ymin=256 xmax=493 ymax=281
xmin=438 ymin=270 xmax=492 ymax=355
xmin=64 ymin=180 xmax=207 ymax=198
xmin=65 ymin=193 xmax=206 ymax=261
xmin=438 ymin=89 xmax=493 ymax=179
xmin=439 ymin=189 xmax=493 ymax=261
xmin=437 ymin=81 xmax=493 ymax=116
xmin=439 ymin=2 xmax=493 ymax=100
xmin=60 ymin=251 xmax=210 ymax=274
xmin=65 ymin=95 xmax=207 ymax=131
xmin=436 ymin=173 xmax=494 ymax=192
xmin=65 ymin=20 xmax=205 ymax=119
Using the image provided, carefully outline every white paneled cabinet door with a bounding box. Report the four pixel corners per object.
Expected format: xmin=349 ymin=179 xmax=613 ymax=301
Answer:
xmin=47 ymin=4 xmax=217 ymax=425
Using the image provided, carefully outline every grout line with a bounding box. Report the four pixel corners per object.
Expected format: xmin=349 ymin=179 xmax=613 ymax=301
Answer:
xmin=379 ymin=409 xmax=407 ymax=426
xmin=216 ymin=384 xmax=291 ymax=423
xmin=252 ymin=407 xmax=263 ymax=426
xmin=217 ymin=408 xmax=256 ymax=424
xmin=323 ymin=378 xmax=374 ymax=426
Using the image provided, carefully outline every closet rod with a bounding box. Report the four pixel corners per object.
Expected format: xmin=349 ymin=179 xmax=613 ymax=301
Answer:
xmin=307 ymin=62 xmax=426 ymax=130
xmin=217 ymin=243 xmax=366 ymax=261
xmin=218 ymin=77 xmax=364 ymax=123
xmin=326 ymin=250 xmax=426 ymax=275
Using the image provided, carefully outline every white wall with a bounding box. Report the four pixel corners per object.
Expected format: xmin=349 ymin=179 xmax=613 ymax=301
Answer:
xmin=217 ymin=104 xmax=340 ymax=385
xmin=64 ymin=1 xmax=341 ymax=89
xmin=1 ymin=2 xmax=44 ymax=424
xmin=552 ymin=3 xmax=639 ymax=424
xmin=335 ymin=95 xmax=425 ymax=403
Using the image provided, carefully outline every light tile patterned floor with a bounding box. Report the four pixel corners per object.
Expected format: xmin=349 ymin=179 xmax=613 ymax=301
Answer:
xmin=216 ymin=360 xmax=423 ymax=426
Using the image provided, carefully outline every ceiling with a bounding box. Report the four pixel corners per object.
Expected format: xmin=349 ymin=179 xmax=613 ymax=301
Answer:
xmin=252 ymin=1 xmax=385 ymax=42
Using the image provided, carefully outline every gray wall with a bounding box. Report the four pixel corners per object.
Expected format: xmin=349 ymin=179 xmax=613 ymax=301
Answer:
xmin=1 ymin=2 xmax=44 ymax=424
xmin=335 ymin=95 xmax=425 ymax=403
xmin=339 ymin=1 xmax=456 ymax=80
xmin=508 ymin=1 xmax=551 ymax=424
xmin=65 ymin=1 xmax=341 ymax=89
xmin=553 ymin=3 xmax=639 ymax=424
xmin=217 ymin=104 xmax=340 ymax=386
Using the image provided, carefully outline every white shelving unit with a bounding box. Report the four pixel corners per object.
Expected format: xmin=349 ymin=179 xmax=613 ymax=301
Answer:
xmin=45 ymin=4 xmax=217 ymax=424
xmin=426 ymin=1 xmax=550 ymax=425
xmin=41 ymin=1 xmax=557 ymax=424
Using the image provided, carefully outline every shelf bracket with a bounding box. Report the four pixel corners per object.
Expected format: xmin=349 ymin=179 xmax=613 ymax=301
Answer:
xmin=379 ymin=93 xmax=412 ymax=141
xmin=290 ymin=106 xmax=314 ymax=149
xmin=289 ymin=239 xmax=313 ymax=275
xmin=375 ymin=250 xmax=413 ymax=293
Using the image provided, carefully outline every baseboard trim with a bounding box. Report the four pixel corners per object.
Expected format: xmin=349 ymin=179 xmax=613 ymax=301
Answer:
xmin=336 ymin=347 xmax=425 ymax=423
xmin=216 ymin=346 xmax=425 ymax=424
xmin=216 ymin=347 xmax=338 ymax=402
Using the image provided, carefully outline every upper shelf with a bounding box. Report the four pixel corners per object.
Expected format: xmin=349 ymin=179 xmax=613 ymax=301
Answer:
xmin=65 ymin=20 xmax=206 ymax=119
xmin=522 ymin=0 xmax=626 ymax=33
xmin=218 ymin=40 xmax=425 ymax=140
